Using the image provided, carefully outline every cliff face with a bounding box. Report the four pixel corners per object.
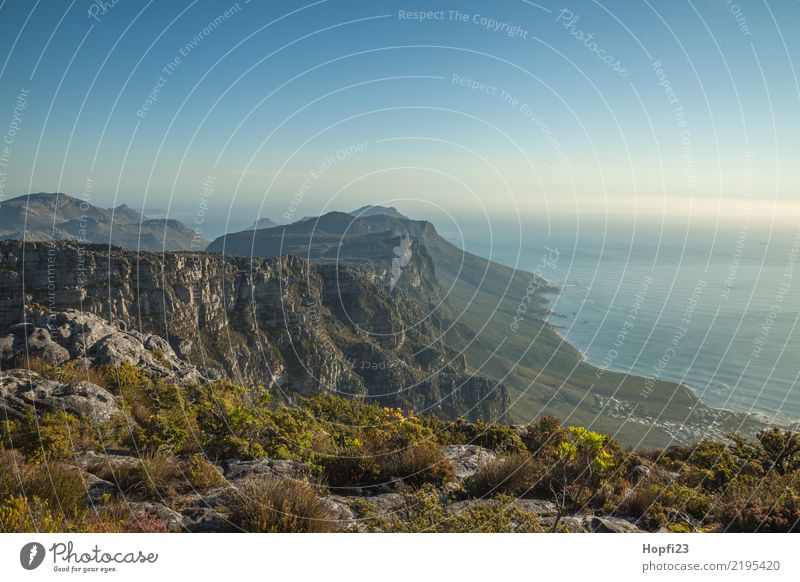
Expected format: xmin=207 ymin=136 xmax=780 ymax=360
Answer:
xmin=0 ymin=240 xmax=508 ymax=421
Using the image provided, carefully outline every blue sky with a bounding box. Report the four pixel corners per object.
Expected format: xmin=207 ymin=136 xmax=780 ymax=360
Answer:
xmin=0 ymin=0 xmax=797 ymax=234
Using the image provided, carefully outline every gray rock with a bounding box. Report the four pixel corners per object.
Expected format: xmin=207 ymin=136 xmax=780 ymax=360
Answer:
xmin=127 ymin=502 xmax=185 ymax=532
xmin=181 ymin=506 xmax=232 ymax=532
xmin=221 ymin=458 xmax=308 ymax=482
xmin=0 ymin=309 xmax=202 ymax=384
xmin=82 ymin=473 xmax=118 ymax=500
xmin=581 ymin=515 xmax=643 ymax=533
xmin=443 ymin=444 xmax=497 ymax=481
xmin=0 ymin=369 xmax=119 ymax=421
xmin=514 ymin=499 xmax=559 ymax=517
xmin=73 ymin=451 xmax=142 ymax=472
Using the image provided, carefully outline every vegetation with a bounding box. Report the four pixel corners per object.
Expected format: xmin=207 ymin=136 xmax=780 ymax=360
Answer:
xmin=224 ymin=475 xmax=336 ymax=533
xmin=2 ymin=360 xmax=800 ymax=532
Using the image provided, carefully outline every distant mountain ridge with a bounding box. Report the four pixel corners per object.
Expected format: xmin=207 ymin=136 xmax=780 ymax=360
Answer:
xmin=0 ymin=192 xmax=206 ymax=251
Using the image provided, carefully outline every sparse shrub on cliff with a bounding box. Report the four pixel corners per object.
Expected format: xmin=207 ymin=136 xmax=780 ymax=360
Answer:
xmin=550 ymin=426 xmax=616 ymax=530
xmin=464 ymin=420 xmax=526 ymax=454
xmin=523 ymin=415 xmax=566 ymax=455
xmin=755 ymin=428 xmax=800 ymax=475
xmin=194 ymin=380 xmax=271 ymax=459
xmin=83 ymin=498 xmax=169 ymax=533
xmin=387 ymin=442 xmax=455 ymax=487
xmin=617 ymin=480 xmax=711 ymax=529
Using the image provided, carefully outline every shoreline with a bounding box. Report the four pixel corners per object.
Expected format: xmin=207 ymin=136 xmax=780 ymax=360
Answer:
xmin=539 ymin=290 xmax=799 ymax=430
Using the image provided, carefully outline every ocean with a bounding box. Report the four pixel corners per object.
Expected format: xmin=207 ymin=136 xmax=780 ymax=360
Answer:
xmin=438 ymin=215 xmax=800 ymax=423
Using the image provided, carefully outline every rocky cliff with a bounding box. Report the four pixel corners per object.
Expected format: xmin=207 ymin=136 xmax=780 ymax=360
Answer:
xmin=0 ymin=240 xmax=508 ymax=421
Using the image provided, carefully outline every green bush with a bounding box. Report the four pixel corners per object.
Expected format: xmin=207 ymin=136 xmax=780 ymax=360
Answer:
xmin=0 ymin=495 xmax=59 ymax=532
xmin=186 ymin=454 xmax=226 ymax=490
xmin=365 ymin=485 xmax=540 ymax=533
xmin=522 ymin=415 xmax=565 ymax=455
xmin=4 ymin=411 xmax=98 ymax=463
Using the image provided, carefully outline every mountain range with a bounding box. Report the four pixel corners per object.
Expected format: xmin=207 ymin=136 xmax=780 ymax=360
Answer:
xmin=0 ymin=193 xmax=768 ymax=447
xmin=0 ymin=192 xmax=205 ymax=251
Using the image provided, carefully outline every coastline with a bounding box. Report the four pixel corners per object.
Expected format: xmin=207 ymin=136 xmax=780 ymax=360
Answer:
xmin=538 ymin=287 xmax=799 ymax=430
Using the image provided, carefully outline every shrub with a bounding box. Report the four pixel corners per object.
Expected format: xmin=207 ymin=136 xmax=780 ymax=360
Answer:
xmin=225 ymin=475 xmax=337 ymax=532
xmin=320 ymin=444 xmax=384 ymax=488
xmin=617 ymin=480 xmax=712 ymax=528
xmin=194 ymin=380 xmax=271 ymax=459
xmin=549 ymin=426 xmax=617 ymax=530
xmin=756 ymin=428 xmax=800 ymax=475
xmin=385 ymin=442 xmax=455 ymax=487
xmin=0 ymin=454 xmax=90 ymax=527
xmin=83 ymin=498 xmax=169 ymax=533
xmin=522 ymin=415 xmax=565 ymax=455
xmin=0 ymin=495 xmax=59 ymax=532
xmin=465 ymin=420 xmax=526 ymax=454
xmin=715 ymin=473 xmax=800 ymax=532
xmin=22 ymin=463 xmax=90 ymax=520
xmin=465 ymin=452 xmax=542 ymax=498
xmin=6 ymin=411 xmax=98 ymax=463
xmin=0 ymin=449 xmax=26 ymax=498
xmin=366 ymin=485 xmax=540 ymax=533
xmin=186 ymin=454 xmax=226 ymax=490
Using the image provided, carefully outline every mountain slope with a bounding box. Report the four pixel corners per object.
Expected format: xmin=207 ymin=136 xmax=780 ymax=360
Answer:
xmin=0 ymin=192 xmax=205 ymax=251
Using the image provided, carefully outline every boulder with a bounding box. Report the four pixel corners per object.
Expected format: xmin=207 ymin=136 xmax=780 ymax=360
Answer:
xmin=0 ymin=310 xmax=202 ymax=384
xmin=0 ymin=369 xmax=119 ymax=422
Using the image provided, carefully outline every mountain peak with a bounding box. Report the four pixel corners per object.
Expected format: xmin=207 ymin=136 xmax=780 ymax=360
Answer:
xmin=350 ymin=205 xmax=408 ymax=220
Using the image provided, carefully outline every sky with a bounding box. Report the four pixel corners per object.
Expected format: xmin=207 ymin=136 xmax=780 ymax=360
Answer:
xmin=0 ymin=0 xmax=798 ymax=236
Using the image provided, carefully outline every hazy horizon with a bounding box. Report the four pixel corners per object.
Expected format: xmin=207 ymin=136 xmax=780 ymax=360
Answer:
xmin=1 ymin=1 xmax=798 ymax=231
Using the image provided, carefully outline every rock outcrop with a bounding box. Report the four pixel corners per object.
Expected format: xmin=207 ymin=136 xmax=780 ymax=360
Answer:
xmin=0 ymin=369 xmax=119 ymax=422
xmin=0 ymin=240 xmax=509 ymax=421
xmin=0 ymin=309 xmax=203 ymax=384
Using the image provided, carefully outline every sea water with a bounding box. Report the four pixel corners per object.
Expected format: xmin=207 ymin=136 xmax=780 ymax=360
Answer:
xmin=439 ymin=215 xmax=800 ymax=423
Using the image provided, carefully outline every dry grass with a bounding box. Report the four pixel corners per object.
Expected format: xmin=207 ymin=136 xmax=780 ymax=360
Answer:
xmin=465 ymin=452 xmax=543 ymax=498
xmin=225 ymin=475 xmax=337 ymax=533
xmin=12 ymin=356 xmax=112 ymax=388
xmin=386 ymin=442 xmax=456 ymax=486
xmin=87 ymin=451 xmax=182 ymax=498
